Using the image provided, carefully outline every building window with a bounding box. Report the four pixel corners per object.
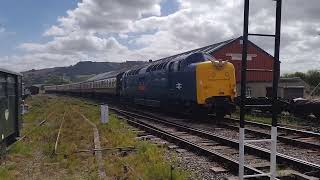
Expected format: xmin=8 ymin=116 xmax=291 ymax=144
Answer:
xmin=246 ymin=87 xmax=252 ymax=97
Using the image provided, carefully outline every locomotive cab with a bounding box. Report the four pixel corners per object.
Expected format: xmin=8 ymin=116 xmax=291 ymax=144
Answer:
xmin=196 ymin=58 xmax=236 ymax=117
xmin=165 ymin=52 xmax=236 ymax=117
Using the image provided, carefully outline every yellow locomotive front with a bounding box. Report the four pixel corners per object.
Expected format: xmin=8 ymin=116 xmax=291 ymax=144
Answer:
xmin=196 ymin=60 xmax=236 ymax=117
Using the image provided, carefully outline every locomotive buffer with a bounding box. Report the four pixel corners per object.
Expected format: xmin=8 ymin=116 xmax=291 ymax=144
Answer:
xmin=239 ymin=0 xmax=282 ymax=179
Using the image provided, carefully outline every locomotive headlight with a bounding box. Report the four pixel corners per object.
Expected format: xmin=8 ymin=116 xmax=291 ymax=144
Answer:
xmin=225 ymin=72 xmax=229 ymax=77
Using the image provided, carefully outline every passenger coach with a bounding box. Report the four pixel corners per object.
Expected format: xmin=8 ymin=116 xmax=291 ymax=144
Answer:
xmin=0 ymin=68 xmax=22 ymax=151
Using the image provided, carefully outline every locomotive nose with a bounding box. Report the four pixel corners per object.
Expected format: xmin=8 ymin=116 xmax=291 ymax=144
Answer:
xmin=195 ymin=60 xmax=236 ymax=114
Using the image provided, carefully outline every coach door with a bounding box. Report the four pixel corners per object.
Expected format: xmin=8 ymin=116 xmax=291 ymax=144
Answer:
xmin=0 ymin=74 xmax=17 ymax=142
xmin=6 ymin=75 xmax=17 ymax=137
xmin=0 ymin=74 xmax=8 ymax=141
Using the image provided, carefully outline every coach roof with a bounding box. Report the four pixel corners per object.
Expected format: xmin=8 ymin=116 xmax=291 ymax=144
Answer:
xmin=0 ymin=68 xmax=22 ymax=76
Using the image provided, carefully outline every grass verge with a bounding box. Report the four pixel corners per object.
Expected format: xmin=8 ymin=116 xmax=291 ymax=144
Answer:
xmin=0 ymin=95 xmax=190 ymax=179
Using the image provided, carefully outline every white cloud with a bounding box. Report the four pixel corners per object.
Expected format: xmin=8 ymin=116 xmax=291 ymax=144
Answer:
xmin=1 ymin=0 xmax=320 ymax=73
xmin=0 ymin=27 xmax=5 ymax=33
xmin=44 ymin=0 xmax=162 ymax=37
xmin=20 ymin=34 xmax=127 ymax=54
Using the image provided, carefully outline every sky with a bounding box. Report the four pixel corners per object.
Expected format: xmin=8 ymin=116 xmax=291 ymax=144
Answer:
xmin=0 ymin=0 xmax=319 ymax=73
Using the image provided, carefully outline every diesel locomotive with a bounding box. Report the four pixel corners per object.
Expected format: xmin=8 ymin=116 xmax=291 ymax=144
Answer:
xmin=45 ymin=52 xmax=236 ymax=117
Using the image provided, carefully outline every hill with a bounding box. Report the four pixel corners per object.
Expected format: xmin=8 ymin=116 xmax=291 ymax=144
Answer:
xmin=22 ymin=61 xmax=145 ymax=86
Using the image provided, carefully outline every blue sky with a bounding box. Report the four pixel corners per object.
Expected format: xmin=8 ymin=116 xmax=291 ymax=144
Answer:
xmin=0 ymin=0 xmax=180 ymax=57
xmin=0 ymin=0 xmax=78 ymax=56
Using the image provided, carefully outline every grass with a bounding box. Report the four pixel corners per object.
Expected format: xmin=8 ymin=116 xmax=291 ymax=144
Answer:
xmin=0 ymin=95 xmax=190 ymax=179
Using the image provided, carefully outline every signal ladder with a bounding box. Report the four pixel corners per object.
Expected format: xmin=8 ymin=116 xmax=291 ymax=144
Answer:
xmin=239 ymin=0 xmax=282 ymax=179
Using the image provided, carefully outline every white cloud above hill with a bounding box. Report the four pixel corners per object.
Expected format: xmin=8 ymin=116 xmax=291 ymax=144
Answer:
xmin=1 ymin=0 xmax=320 ymax=73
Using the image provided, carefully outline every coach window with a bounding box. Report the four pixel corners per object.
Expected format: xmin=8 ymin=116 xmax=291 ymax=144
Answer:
xmin=7 ymin=76 xmax=15 ymax=96
xmin=0 ymin=75 xmax=6 ymax=97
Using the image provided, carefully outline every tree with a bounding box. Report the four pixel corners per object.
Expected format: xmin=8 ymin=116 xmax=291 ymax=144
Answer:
xmin=305 ymin=70 xmax=320 ymax=87
xmin=44 ymin=76 xmax=70 ymax=85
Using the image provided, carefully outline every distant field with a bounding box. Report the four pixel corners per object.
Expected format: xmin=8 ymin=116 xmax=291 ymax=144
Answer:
xmin=0 ymin=95 xmax=189 ymax=179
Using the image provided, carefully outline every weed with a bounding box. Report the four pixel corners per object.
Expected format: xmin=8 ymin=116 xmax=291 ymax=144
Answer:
xmin=2 ymin=95 xmax=191 ymax=179
xmin=8 ymin=142 xmax=32 ymax=156
xmin=0 ymin=166 xmax=11 ymax=180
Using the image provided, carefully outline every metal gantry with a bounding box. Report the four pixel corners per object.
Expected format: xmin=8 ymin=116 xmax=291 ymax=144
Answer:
xmin=239 ymin=0 xmax=282 ymax=179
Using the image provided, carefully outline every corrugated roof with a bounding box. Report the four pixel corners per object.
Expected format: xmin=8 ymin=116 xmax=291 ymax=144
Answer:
xmin=279 ymin=77 xmax=304 ymax=83
xmin=0 ymin=68 xmax=22 ymax=76
xmin=86 ymin=71 xmax=121 ymax=81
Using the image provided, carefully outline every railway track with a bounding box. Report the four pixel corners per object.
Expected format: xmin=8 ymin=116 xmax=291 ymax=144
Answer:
xmin=120 ymin=105 xmax=320 ymax=151
xmin=221 ymin=117 xmax=320 ymax=150
xmin=110 ymin=107 xmax=320 ymax=179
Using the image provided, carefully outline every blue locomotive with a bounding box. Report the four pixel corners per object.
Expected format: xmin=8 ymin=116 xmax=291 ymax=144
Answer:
xmin=45 ymin=52 xmax=236 ymax=117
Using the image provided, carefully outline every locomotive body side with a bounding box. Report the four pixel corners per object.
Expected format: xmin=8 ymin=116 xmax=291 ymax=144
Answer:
xmin=120 ymin=52 xmax=236 ymax=116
